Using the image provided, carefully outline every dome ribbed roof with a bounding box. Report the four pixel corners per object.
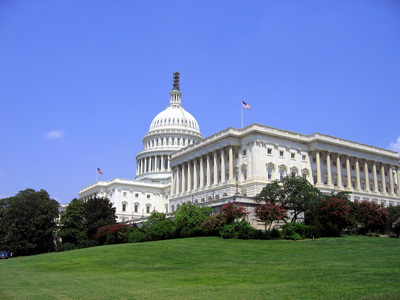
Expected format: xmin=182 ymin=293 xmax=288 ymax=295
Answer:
xmin=149 ymin=105 xmax=201 ymax=133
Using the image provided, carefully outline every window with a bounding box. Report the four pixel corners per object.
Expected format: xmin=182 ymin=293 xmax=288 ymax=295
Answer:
xmin=122 ymin=203 xmax=126 ymax=212
xmin=279 ymin=169 xmax=286 ymax=180
xmin=313 ymin=157 xmax=316 ymax=163
xmin=302 ymin=155 xmax=306 ymax=161
xmin=135 ymin=193 xmax=139 ymax=198
xmin=134 ymin=204 xmax=139 ymax=213
xmin=123 ymin=192 xmax=127 ymax=197
xmin=303 ymin=173 xmax=307 ymax=179
xmin=279 ymin=151 xmax=284 ymax=157
xmin=243 ymin=149 xmax=247 ymax=156
xmin=351 ymin=165 xmax=355 ymax=170
xmin=147 ymin=195 xmax=150 ymax=199
xmin=291 ymin=153 xmax=295 ymax=159
xmin=267 ymin=148 xmax=272 ymax=155
xmin=267 ymin=168 xmax=273 ymax=180
xmin=146 ymin=205 xmax=151 ymax=214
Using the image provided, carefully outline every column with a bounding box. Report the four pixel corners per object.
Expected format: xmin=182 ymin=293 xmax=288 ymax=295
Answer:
xmin=247 ymin=143 xmax=252 ymax=180
xmin=346 ymin=156 xmax=352 ymax=189
xmin=221 ymin=148 xmax=226 ymax=183
xmin=193 ymin=159 xmax=198 ymax=190
xmin=206 ymin=154 xmax=211 ymax=187
xmin=381 ymin=165 xmax=386 ymax=194
xmin=229 ymin=146 xmax=234 ymax=181
xmin=364 ymin=161 xmax=370 ymax=191
xmin=336 ymin=155 xmax=342 ymax=188
xmin=373 ymin=162 xmax=378 ymax=192
xmin=144 ymin=157 xmax=148 ymax=173
xmin=213 ymin=151 xmax=218 ymax=185
xmin=140 ymin=159 xmax=143 ymax=174
xmin=176 ymin=167 xmax=180 ymax=195
xmin=199 ymin=156 xmax=204 ymax=188
xmin=182 ymin=164 xmax=186 ymax=193
xmin=326 ymin=153 xmax=332 ymax=186
xmin=397 ymin=169 xmax=400 ymax=196
xmin=156 ymin=156 xmax=159 ymax=172
xmin=168 ymin=155 xmax=171 ymax=171
xmin=389 ymin=166 xmax=394 ymax=195
xmin=171 ymin=167 xmax=175 ymax=197
xmin=187 ymin=162 xmax=192 ymax=192
xmin=161 ymin=155 xmax=164 ymax=171
xmin=355 ymin=159 xmax=361 ymax=190
xmin=316 ymin=151 xmax=322 ymax=185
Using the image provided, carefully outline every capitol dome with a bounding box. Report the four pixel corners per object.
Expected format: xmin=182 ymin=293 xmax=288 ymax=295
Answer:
xmin=135 ymin=72 xmax=204 ymax=182
xmin=149 ymin=105 xmax=201 ymax=135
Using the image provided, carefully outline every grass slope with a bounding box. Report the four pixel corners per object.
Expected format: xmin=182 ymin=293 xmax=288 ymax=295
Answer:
xmin=0 ymin=236 xmax=399 ymax=300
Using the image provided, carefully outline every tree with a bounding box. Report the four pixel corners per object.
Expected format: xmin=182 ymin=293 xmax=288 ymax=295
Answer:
xmin=0 ymin=189 xmax=59 ymax=256
xmin=84 ymin=197 xmax=116 ymax=240
xmin=59 ymin=198 xmax=87 ymax=246
xmin=59 ymin=197 xmax=116 ymax=248
xmin=255 ymin=174 xmax=322 ymax=223
xmin=352 ymin=200 xmax=389 ymax=233
xmin=221 ymin=201 xmax=249 ymax=224
xmin=254 ymin=202 xmax=286 ymax=230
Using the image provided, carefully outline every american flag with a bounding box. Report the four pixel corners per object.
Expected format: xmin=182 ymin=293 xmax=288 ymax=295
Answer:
xmin=242 ymin=100 xmax=251 ymax=110
xmin=97 ymin=168 xmax=103 ymax=175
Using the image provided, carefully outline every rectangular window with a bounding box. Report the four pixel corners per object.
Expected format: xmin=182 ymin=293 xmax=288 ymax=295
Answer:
xmin=146 ymin=206 xmax=150 ymax=214
xmin=302 ymin=155 xmax=306 ymax=161
xmin=291 ymin=153 xmax=295 ymax=159
xmin=279 ymin=151 xmax=284 ymax=157
xmin=123 ymin=192 xmax=127 ymax=197
xmin=267 ymin=169 xmax=272 ymax=180
xmin=303 ymin=173 xmax=307 ymax=179
xmin=147 ymin=195 xmax=150 ymax=199
xmin=280 ymin=170 xmax=286 ymax=180
xmin=313 ymin=157 xmax=316 ymax=163
xmin=134 ymin=204 xmax=138 ymax=213
xmin=135 ymin=193 xmax=139 ymax=198
xmin=122 ymin=204 xmax=126 ymax=212
xmin=267 ymin=148 xmax=272 ymax=155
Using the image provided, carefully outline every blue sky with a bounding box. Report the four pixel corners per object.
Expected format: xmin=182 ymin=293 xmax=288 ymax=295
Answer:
xmin=1 ymin=1 xmax=399 ymax=204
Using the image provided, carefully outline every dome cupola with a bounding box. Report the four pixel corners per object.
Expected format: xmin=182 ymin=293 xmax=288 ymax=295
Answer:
xmin=135 ymin=72 xmax=203 ymax=182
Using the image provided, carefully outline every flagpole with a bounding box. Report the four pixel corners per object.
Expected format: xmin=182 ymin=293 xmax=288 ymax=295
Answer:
xmin=241 ymin=100 xmax=243 ymax=129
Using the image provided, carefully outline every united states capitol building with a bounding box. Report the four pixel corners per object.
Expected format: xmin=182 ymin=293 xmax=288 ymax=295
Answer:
xmin=79 ymin=73 xmax=400 ymax=224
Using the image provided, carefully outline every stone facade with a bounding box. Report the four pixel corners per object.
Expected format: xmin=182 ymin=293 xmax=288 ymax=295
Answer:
xmin=79 ymin=74 xmax=400 ymax=223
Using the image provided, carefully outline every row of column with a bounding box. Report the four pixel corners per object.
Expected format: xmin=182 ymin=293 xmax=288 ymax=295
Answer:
xmin=314 ymin=151 xmax=400 ymax=196
xmin=137 ymin=155 xmax=171 ymax=175
xmin=171 ymin=145 xmax=237 ymax=197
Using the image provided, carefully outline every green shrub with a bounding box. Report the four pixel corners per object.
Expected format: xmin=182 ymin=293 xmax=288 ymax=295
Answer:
xmin=253 ymin=229 xmax=269 ymax=240
xmin=180 ymin=226 xmax=192 ymax=238
xmin=56 ymin=243 xmax=77 ymax=252
xmin=234 ymin=219 xmax=254 ymax=239
xmin=220 ymin=224 xmax=235 ymax=239
xmin=105 ymin=234 xmax=116 ymax=245
xmin=128 ymin=229 xmax=148 ymax=243
xmin=282 ymin=223 xmax=311 ymax=240
xmin=270 ymin=228 xmax=282 ymax=239
xmin=147 ymin=219 xmax=176 ymax=241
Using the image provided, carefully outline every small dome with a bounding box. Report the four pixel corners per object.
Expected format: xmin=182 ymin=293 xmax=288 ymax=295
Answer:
xmin=149 ymin=105 xmax=201 ymax=133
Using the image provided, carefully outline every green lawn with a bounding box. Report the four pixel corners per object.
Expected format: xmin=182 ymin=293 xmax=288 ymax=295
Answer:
xmin=0 ymin=236 xmax=399 ymax=300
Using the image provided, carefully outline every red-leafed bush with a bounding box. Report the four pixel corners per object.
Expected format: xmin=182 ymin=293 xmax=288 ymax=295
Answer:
xmin=318 ymin=197 xmax=351 ymax=236
xmin=254 ymin=202 xmax=286 ymax=229
xmin=95 ymin=223 xmax=131 ymax=245
xmin=353 ymin=200 xmax=389 ymax=234
xmin=221 ymin=202 xmax=249 ymax=224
